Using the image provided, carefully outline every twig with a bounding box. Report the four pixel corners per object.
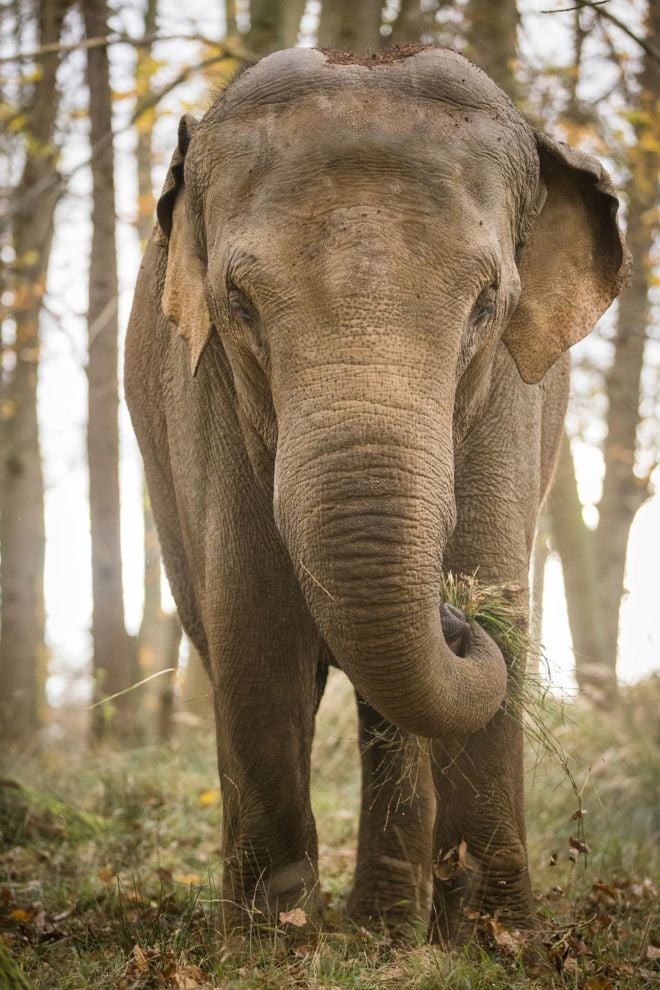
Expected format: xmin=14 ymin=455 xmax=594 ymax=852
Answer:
xmin=542 ymin=0 xmax=608 ymax=11
xmin=0 ymin=31 xmax=247 ymax=65
xmin=300 ymin=561 xmax=335 ymax=601
xmin=88 ymin=667 xmax=176 ymax=708
xmin=2 ymin=49 xmax=251 ymax=227
xmin=541 ymin=1 xmax=660 ymax=66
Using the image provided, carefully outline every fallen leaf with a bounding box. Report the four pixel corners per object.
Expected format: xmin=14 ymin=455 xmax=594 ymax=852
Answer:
xmin=173 ymin=873 xmax=202 ymax=885
xmin=433 ymin=850 xmax=457 ymax=882
xmin=133 ymin=944 xmax=150 ymax=972
xmin=458 ymin=839 xmax=478 ymax=872
xmin=279 ymin=907 xmax=308 ymax=927
xmin=586 ymin=976 xmax=612 ymax=990
xmin=488 ymin=918 xmax=523 ymax=956
xmin=9 ymin=908 xmax=31 ymax=923
xmin=592 ymin=881 xmax=617 ymax=899
xmin=175 ymin=962 xmax=211 ymax=988
xmin=98 ymin=865 xmax=114 ymax=883
xmin=647 ymin=945 xmax=660 ymax=961
xmin=569 ymin=836 xmax=591 ymax=854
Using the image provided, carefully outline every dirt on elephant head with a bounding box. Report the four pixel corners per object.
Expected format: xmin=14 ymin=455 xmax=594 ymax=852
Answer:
xmin=320 ymin=44 xmax=428 ymax=68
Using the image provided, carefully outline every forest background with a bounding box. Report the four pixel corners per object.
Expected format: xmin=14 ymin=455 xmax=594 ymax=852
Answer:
xmin=1 ymin=0 xmax=658 ymax=741
xmin=0 ymin=1 xmax=658 ymax=988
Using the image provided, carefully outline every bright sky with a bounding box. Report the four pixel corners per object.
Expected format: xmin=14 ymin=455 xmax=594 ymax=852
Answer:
xmin=29 ymin=0 xmax=658 ymax=706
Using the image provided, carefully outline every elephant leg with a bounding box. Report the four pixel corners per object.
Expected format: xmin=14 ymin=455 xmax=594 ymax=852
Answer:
xmin=205 ymin=534 xmax=324 ymax=932
xmin=348 ymin=694 xmax=435 ymax=929
xmin=429 ymin=700 xmax=533 ymax=943
xmin=429 ymin=350 xmax=543 ymax=943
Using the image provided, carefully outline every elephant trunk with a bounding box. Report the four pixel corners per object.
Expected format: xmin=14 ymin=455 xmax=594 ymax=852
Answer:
xmin=274 ymin=363 xmax=507 ymax=739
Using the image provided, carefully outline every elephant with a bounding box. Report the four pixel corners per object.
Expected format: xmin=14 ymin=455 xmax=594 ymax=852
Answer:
xmin=125 ymin=45 xmax=629 ymax=942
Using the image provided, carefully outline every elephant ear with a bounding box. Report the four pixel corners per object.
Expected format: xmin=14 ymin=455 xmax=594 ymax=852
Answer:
xmin=157 ymin=114 xmax=212 ymax=376
xmin=503 ymin=132 xmax=631 ymax=384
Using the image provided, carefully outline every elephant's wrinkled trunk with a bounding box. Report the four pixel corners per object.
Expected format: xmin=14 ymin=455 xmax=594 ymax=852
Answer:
xmin=273 ymin=362 xmax=507 ymax=739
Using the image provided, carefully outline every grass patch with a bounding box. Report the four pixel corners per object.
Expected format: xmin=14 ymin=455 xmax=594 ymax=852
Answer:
xmin=0 ymin=668 xmax=658 ymax=988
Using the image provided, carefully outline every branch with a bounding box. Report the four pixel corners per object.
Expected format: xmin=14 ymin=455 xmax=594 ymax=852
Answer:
xmin=1 ymin=49 xmax=253 ymax=228
xmin=0 ymin=31 xmax=246 ymax=65
xmin=541 ymin=1 xmax=660 ymax=66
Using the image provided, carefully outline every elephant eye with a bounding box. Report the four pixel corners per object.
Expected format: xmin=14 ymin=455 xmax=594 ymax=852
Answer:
xmin=471 ymin=282 xmax=498 ymax=325
xmin=228 ymin=286 xmax=258 ymax=326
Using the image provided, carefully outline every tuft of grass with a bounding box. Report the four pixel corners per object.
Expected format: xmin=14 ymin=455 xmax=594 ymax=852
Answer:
xmin=440 ymin=569 xmax=532 ymax=668
xmin=0 ymin=659 xmax=658 ymax=986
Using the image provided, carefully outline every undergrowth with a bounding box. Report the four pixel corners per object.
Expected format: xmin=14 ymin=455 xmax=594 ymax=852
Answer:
xmin=0 ymin=654 xmax=658 ymax=988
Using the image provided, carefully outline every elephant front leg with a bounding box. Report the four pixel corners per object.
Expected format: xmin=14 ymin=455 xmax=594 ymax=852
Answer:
xmin=348 ymin=694 xmax=435 ymax=930
xmin=210 ymin=617 xmax=323 ymax=932
xmin=429 ymin=700 xmax=534 ymax=943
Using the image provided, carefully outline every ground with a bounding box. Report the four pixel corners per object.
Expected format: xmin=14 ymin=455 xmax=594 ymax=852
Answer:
xmin=0 ymin=672 xmax=658 ymax=989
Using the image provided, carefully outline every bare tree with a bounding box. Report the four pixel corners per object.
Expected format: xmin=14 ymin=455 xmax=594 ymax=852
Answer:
xmin=317 ymin=0 xmax=383 ymax=51
xmin=549 ymin=0 xmax=659 ymax=704
xmin=83 ymin=0 xmax=137 ymax=741
xmin=241 ymin=0 xmax=307 ymax=53
xmin=0 ymin=0 xmax=71 ymax=747
xmin=465 ymin=0 xmax=519 ymax=102
xmin=389 ymin=0 xmax=436 ymax=46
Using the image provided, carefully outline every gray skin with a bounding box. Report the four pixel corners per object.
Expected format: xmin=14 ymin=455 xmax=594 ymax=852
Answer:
xmin=125 ymin=46 xmax=629 ymax=941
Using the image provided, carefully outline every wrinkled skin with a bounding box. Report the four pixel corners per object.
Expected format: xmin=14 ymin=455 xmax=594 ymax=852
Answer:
xmin=125 ymin=47 xmax=629 ymax=940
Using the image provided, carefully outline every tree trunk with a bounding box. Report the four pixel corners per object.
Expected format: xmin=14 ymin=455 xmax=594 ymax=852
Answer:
xmin=529 ymin=514 xmax=550 ymax=679
xmin=246 ymin=0 xmax=307 ymax=54
xmin=280 ymin=0 xmax=306 ymax=48
xmin=0 ymin=0 xmax=70 ymax=747
xmin=317 ymin=0 xmax=383 ymax=52
xmin=591 ymin=0 xmax=658 ymax=690
xmin=465 ymin=0 xmax=519 ymax=102
xmin=180 ymin=642 xmax=213 ymax=722
xmin=83 ymin=0 xmax=137 ymax=742
xmin=132 ymin=0 xmax=180 ymax=741
xmin=389 ymin=0 xmax=443 ymax=46
xmin=549 ymin=1 xmax=658 ymax=705
xmin=225 ymin=0 xmax=238 ymax=37
xmin=549 ymin=434 xmax=612 ymax=701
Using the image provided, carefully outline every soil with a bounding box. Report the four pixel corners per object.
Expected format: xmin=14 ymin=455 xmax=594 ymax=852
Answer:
xmin=320 ymin=44 xmax=428 ymax=68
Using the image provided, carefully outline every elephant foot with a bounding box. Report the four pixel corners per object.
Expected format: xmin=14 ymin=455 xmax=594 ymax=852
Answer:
xmin=428 ymin=850 xmax=535 ymax=946
xmin=347 ymin=855 xmax=432 ymax=934
xmin=220 ymin=858 xmax=319 ymax=934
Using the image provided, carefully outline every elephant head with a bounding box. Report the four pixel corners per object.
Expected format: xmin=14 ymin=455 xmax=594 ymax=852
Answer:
xmin=156 ymin=48 xmax=629 ymax=738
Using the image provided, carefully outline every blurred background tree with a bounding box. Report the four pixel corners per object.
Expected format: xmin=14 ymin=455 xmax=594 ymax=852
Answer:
xmin=0 ymin=0 xmax=657 ymax=749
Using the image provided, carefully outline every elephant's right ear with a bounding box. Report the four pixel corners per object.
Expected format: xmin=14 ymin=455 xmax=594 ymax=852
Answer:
xmin=157 ymin=114 xmax=212 ymax=376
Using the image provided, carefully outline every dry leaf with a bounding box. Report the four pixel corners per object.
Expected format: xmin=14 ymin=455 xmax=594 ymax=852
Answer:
xmin=174 ymin=963 xmax=211 ymax=988
xmin=98 ymin=865 xmax=114 ymax=883
xmin=279 ymin=907 xmax=308 ymax=927
xmin=569 ymin=836 xmax=591 ymax=854
xmin=458 ymin=839 xmax=478 ymax=871
xmin=586 ymin=976 xmax=613 ymax=990
xmin=173 ymin=873 xmax=202 ymax=885
xmin=433 ymin=859 xmax=456 ymax=881
xmin=592 ymin=881 xmax=617 ymax=900
xmin=132 ymin=944 xmax=149 ymax=972
xmin=9 ymin=908 xmax=31 ymax=923
xmin=488 ymin=918 xmax=523 ymax=956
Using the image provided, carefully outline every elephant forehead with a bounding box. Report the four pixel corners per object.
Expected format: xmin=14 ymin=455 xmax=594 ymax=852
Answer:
xmin=208 ymin=46 xmax=520 ymax=123
xmin=195 ymin=91 xmax=532 ymax=227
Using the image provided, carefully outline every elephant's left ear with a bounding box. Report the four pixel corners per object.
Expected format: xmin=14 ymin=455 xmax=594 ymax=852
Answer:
xmin=503 ymin=132 xmax=631 ymax=384
xmin=157 ymin=114 xmax=213 ymax=377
